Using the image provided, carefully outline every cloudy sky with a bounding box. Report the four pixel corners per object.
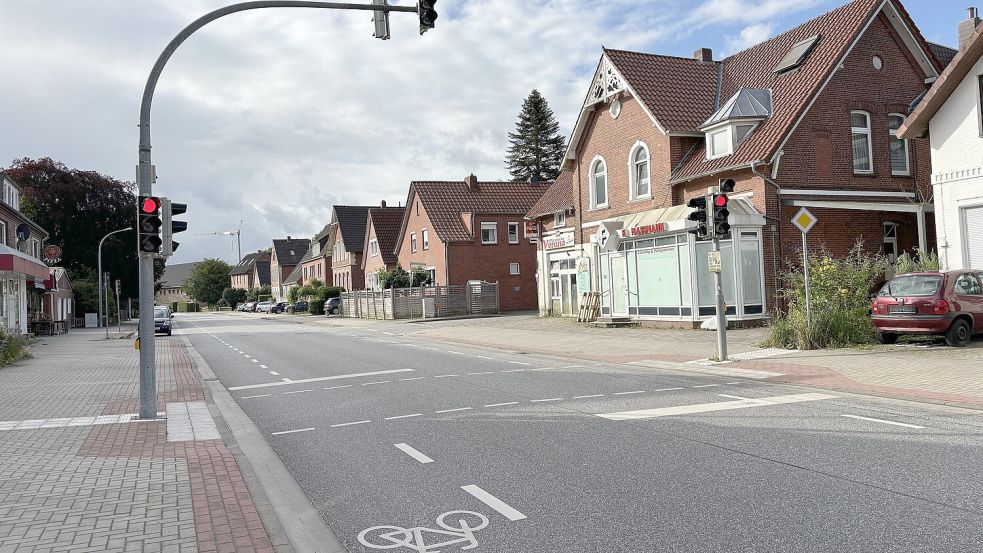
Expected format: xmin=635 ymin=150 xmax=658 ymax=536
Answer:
xmin=0 ymin=0 xmax=965 ymax=264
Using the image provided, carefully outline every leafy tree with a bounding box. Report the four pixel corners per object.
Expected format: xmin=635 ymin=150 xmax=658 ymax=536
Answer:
xmin=3 ymin=157 xmax=165 ymax=297
xmin=183 ymin=259 xmax=232 ymax=305
xmin=287 ymin=286 xmax=299 ymax=303
xmin=221 ymin=287 xmax=248 ymax=308
xmin=378 ymin=266 xmax=411 ymax=289
xmin=505 ymin=89 xmax=565 ymax=182
xmin=411 ymin=267 xmax=432 ymax=287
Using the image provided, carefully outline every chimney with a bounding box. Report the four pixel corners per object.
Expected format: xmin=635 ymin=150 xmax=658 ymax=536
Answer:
xmin=694 ymin=48 xmax=713 ymax=63
xmin=464 ymin=173 xmax=479 ymax=190
xmin=287 ymin=236 xmax=291 ymax=240
xmin=381 ymin=200 xmax=387 ymax=207
xmin=959 ymin=7 xmax=981 ymax=50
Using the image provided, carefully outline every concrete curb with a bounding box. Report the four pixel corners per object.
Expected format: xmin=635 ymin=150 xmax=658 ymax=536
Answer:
xmin=181 ymin=334 xmax=347 ymax=553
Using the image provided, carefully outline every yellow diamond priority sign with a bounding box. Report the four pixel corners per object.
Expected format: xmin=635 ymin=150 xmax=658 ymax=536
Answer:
xmin=792 ymin=207 xmax=818 ymax=234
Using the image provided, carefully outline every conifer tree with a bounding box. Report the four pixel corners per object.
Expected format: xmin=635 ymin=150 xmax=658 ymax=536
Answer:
xmin=505 ymin=89 xmax=565 ymax=182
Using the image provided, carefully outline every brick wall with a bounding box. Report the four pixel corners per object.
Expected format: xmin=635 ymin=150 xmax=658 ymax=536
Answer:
xmin=331 ymin=227 xmax=364 ymax=291
xmin=363 ymin=220 xmax=396 ymax=279
xmin=396 ymin=193 xmax=448 ymax=284
xmin=301 ymin=256 xmax=331 ymax=286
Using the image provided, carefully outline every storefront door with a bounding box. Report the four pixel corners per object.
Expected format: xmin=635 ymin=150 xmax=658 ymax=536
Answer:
xmin=562 ymin=273 xmax=578 ymax=315
xmin=610 ymin=254 xmax=628 ymax=316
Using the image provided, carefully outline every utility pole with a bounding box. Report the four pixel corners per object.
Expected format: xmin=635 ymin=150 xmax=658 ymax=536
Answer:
xmin=135 ymin=0 xmax=431 ymax=420
xmin=98 ymin=227 xmax=132 ymax=335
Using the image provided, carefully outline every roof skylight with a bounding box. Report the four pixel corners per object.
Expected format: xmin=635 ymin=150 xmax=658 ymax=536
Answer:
xmin=773 ymin=35 xmax=820 ymax=74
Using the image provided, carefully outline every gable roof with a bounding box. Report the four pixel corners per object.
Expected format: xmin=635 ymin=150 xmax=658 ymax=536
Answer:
xmin=334 ymin=205 xmax=371 ymax=252
xmin=271 ymin=237 xmax=309 ymax=267
xmin=899 ymin=24 xmax=983 ymax=139
xmin=160 ymin=262 xmax=198 ymax=289
xmin=927 ymin=41 xmax=959 ymax=69
xmin=282 ymin=262 xmax=304 ymax=286
xmin=365 ymin=206 xmax=405 ymax=266
xmin=229 ymin=251 xmax=270 ymax=276
xmin=398 ymin=180 xmax=550 ymax=244
xmin=526 ymin=171 xmax=574 ymax=219
xmin=254 ymin=259 xmax=271 ymax=287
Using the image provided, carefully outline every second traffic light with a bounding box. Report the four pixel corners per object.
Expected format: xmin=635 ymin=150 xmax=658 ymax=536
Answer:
xmin=138 ymin=195 xmax=163 ymax=254
xmin=712 ymin=193 xmax=731 ymax=237
xmin=418 ymin=0 xmax=437 ymax=34
xmin=161 ymin=197 xmax=188 ymax=257
xmin=687 ymin=195 xmax=709 ymax=239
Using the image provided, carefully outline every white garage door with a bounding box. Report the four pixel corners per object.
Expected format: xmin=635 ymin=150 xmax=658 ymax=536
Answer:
xmin=964 ymin=206 xmax=983 ymax=270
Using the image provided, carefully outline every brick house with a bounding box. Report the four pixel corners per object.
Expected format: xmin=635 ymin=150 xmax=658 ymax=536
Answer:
xmin=0 ymin=173 xmax=50 ymax=335
xmin=156 ymin=262 xmax=198 ymax=305
xmin=327 ymin=205 xmax=371 ymax=292
xmin=297 ymin=225 xmax=333 ymax=286
xmin=361 ymin=206 xmax=406 ymax=288
xmin=556 ymin=0 xmax=953 ymax=324
xmin=229 ymin=251 xmax=271 ymax=290
xmin=270 ymin=237 xmax=309 ymax=301
xmin=526 ymin=172 xmax=579 ymax=316
xmin=898 ymin=9 xmax=983 ymax=271
xmin=394 ymin=175 xmax=548 ymax=311
xmin=43 ymin=267 xmax=73 ymax=323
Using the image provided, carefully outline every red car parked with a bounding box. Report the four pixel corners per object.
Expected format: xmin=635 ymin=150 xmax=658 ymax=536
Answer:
xmin=870 ymin=270 xmax=983 ymax=347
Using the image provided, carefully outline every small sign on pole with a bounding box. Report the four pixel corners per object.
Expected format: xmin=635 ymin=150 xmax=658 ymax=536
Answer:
xmin=707 ymin=251 xmax=722 ymax=273
xmin=791 ymin=208 xmax=818 ymax=329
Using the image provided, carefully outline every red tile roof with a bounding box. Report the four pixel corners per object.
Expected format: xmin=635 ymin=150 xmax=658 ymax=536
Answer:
xmin=526 ymin=171 xmax=574 ymax=219
xmin=366 ymin=206 xmax=405 ymax=265
xmin=402 ymin=180 xmax=550 ymax=243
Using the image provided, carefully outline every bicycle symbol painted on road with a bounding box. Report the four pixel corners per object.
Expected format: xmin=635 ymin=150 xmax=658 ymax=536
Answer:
xmin=358 ymin=510 xmax=489 ymax=552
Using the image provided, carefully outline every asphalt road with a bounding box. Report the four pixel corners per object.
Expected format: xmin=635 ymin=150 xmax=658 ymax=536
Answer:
xmin=178 ymin=312 xmax=983 ymax=553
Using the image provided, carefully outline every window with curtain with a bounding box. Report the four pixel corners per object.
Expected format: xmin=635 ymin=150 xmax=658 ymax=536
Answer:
xmin=851 ymin=111 xmax=873 ymax=174
xmin=888 ymin=114 xmax=909 ymax=175
xmin=591 ymin=158 xmax=607 ymax=208
xmin=631 ymin=145 xmax=650 ymax=199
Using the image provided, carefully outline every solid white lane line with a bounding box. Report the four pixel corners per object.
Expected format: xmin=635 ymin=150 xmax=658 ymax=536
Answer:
xmin=400 ymin=377 xmax=426 ymax=381
xmin=433 ymin=374 xmax=458 ymax=378
xmin=272 ymin=427 xmax=315 ymax=436
xmin=572 ymin=394 xmax=605 ymax=399
xmin=365 ymin=328 xmax=377 ymax=332
xmin=435 ymin=407 xmax=472 ymax=414
xmin=362 ymin=380 xmax=391 ymax=386
xmin=383 ymin=332 xmax=395 ymax=336
xmin=598 ymin=392 xmax=838 ymax=421
xmin=718 ymin=394 xmax=749 ymax=400
xmin=841 ymin=414 xmax=925 ymax=429
xmin=385 ymin=414 xmax=423 ymax=421
xmin=507 ymin=361 xmax=531 ymax=366
xmin=468 ymin=372 xmax=495 ymax=376
xmin=260 ymin=365 xmax=269 ymax=369
xmin=394 ymin=443 xmax=434 ymax=464
xmin=484 ymin=402 xmax=519 ymax=408
xmin=425 ymin=347 xmax=440 ymax=351
xmin=323 ymin=385 xmax=353 ymax=390
xmin=461 ymin=485 xmax=527 ymax=521
xmin=475 ymin=355 xmax=496 ymax=360
xmin=331 ymin=420 xmax=371 ymax=428
xmin=240 ymin=394 xmax=271 ymax=399
xmin=501 ymin=369 xmax=528 ymax=373
xmin=725 ymin=381 xmax=742 ymax=385
xmin=282 ymin=389 xmax=313 ymax=395
xmin=270 ymin=371 xmax=280 ymax=376
xmin=561 ymin=365 xmax=584 ymax=369
xmin=612 ymin=391 xmax=646 ymax=396
xmin=691 ymin=384 xmax=719 ymax=388
xmin=228 ymin=369 xmax=416 ymax=391
xmin=530 ymin=398 xmax=563 ymax=403
xmin=446 ymin=351 xmax=464 ymax=355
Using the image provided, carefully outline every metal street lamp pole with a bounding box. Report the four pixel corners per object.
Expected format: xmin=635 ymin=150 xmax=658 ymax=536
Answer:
xmin=98 ymin=227 xmax=132 ymax=337
xmin=136 ymin=0 xmax=419 ymax=420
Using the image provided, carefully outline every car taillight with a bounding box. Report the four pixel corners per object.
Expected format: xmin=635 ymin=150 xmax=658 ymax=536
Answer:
xmin=933 ymin=299 xmax=950 ymax=315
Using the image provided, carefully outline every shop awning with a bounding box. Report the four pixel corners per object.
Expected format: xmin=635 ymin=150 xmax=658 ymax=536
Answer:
xmin=0 ymin=244 xmax=51 ymax=279
xmin=609 ymin=198 xmax=765 ymax=240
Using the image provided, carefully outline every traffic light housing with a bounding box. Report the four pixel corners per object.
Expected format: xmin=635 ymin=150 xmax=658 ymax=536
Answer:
xmin=418 ymin=0 xmax=437 ymax=34
xmin=138 ymin=195 xmax=163 ymax=254
xmin=687 ymin=195 xmax=709 ymax=239
xmin=161 ymin=197 xmax=188 ymax=257
xmin=719 ymin=178 xmax=736 ymax=193
xmin=712 ymin=193 xmax=731 ymax=237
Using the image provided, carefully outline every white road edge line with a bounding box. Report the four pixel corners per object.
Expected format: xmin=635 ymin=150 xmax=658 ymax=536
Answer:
xmin=400 ymin=377 xmax=426 ymax=381
xmin=394 ymin=443 xmax=434 ymax=464
xmin=691 ymin=384 xmax=719 ymax=388
xmin=435 ymin=407 xmax=472 ymax=414
xmin=228 ymin=369 xmax=416 ymax=391
xmin=324 ymin=385 xmax=353 ymax=390
xmin=272 ymin=427 xmax=315 ymax=436
xmin=598 ymin=392 xmax=838 ymax=421
xmin=841 ymin=414 xmax=925 ymax=429
xmin=240 ymin=394 xmax=271 ymax=399
xmin=461 ymin=485 xmax=527 ymax=521
xmin=362 ymin=381 xmax=391 ymax=386
xmin=385 ymin=414 xmax=423 ymax=421
xmin=718 ymin=394 xmax=749 ymax=400
xmin=330 ymin=420 xmax=372 ymax=428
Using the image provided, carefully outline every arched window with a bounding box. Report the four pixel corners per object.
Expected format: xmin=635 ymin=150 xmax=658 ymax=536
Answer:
xmin=851 ymin=111 xmax=873 ymax=174
xmin=888 ymin=114 xmax=909 ymax=176
xmin=591 ymin=157 xmax=608 ymax=209
xmin=629 ymin=143 xmax=650 ymax=199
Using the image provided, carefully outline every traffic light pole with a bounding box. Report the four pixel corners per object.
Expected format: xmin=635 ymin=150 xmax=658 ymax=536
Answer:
xmin=712 ymin=235 xmax=728 ymax=361
xmin=136 ymin=1 xmax=423 ymax=420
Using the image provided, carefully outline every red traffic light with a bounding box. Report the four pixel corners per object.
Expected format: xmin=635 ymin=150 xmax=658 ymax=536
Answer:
xmin=141 ymin=196 xmax=161 ymax=214
xmin=714 ymin=194 xmax=729 ymax=208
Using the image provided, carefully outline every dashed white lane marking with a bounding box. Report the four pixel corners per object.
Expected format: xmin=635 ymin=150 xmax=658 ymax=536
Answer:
xmin=385 ymin=414 xmax=423 ymax=421
xmin=435 ymin=407 xmax=472 ymax=414
xmin=324 ymin=385 xmax=353 ymax=390
xmin=461 ymin=485 xmax=527 ymax=521
xmin=501 ymin=369 xmax=528 ymax=373
xmin=382 ymin=332 xmax=395 ymax=336
xmin=475 ymin=355 xmax=496 ymax=360
xmin=652 ymin=387 xmax=685 ymax=392
xmin=395 ymin=443 xmax=434 ymax=464
xmin=260 ymin=365 xmax=269 ymax=369
xmin=612 ymin=391 xmax=646 ymax=396
xmin=506 ymin=361 xmax=531 ymax=366
xmin=331 ymin=420 xmax=372 ymax=428
xmin=240 ymin=394 xmax=271 ymax=399
xmin=530 ymin=398 xmax=563 ymax=403
xmin=251 ymin=359 xmax=259 ymax=363
xmin=228 ymin=369 xmax=415 ymax=391
xmin=446 ymin=351 xmax=464 ymax=355
xmin=691 ymin=384 xmax=719 ymax=388
xmin=468 ymin=372 xmax=495 ymax=376
xmin=572 ymin=394 xmax=605 ymax=399
xmin=269 ymin=371 xmax=280 ymax=376
xmin=363 ymin=380 xmax=391 ymax=386
xmin=243 ymin=355 xmax=251 ymax=358
xmin=433 ymin=374 xmax=458 ymax=378
xmin=718 ymin=394 xmax=749 ymax=400
xmin=425 ymin=347 xmax=440 ymax=351
xmin=841 ymin=414 xmax=925 ymax=429
xmin=282 ymin=389 xmax=313 ymax=395
xmin=272 ymin=427 xmax=315 ymax=436
xmin=400 ymin=377 xmax=426 ymax=381
xmin=598 ymin=392 xmax=838 ymax=421
xmin=484 ymin=402 xmax=519 ymax=408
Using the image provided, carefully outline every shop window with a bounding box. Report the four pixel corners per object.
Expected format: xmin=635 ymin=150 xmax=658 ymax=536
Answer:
xmin=851 ymin=111 xmax=873 ymax=174
xmin=508 ymin=222 xmax=519 ymax=244
xmin=481 ymin=222 xmax=498 ymax=244
xmin=590 ymin=157 xmax=608 ymax=208
xmin=741 ymin=233 xmax=764 ymax=313
xmin=696 ymin=240 xmax=737 ymax=316
xmin=629 ymin=143 xmax=650 ymax=199
xmin=888 ymin=114 xmax=909 ymax=176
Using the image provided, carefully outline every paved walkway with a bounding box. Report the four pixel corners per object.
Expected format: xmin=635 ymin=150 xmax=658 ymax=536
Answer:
xmin=0 ymin=328 xmax=283 ymax=553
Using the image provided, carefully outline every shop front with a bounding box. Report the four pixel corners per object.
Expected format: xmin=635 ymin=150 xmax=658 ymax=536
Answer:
xmin=0 ymin=244 xmax=50 ymax=336
xmin=540 ymin=231 xmax=581 ymax=317
xmin=595 ymin=200 xmax=767 ymax=323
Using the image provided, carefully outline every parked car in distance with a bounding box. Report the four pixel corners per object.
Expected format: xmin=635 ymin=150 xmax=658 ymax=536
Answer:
xmin=325 ymin=297 xmax=342 ymax=316
xmin=270 ymin=302 xmax=288 ymax=314
xmin=292 ymin=301 xmax=308 ymax=313
xmin=153 ymin=306 xmax=173 ymax=336
xmin=255 ymin=301 xmax=274 ymax=313
xmin=241 ymin=301 xmax=258 ymax=312
xmin=870 ymin=270 xmax=983 ymax=347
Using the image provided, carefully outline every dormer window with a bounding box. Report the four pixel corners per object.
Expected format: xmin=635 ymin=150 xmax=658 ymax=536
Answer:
xmin=3 ymin=179 xmax=19 ymax=211
xmin=701 ymin=88 xmax=772 ymax=160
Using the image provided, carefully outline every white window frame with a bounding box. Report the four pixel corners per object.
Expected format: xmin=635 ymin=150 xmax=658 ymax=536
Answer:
xmin=410 ymin=232 xmax=417 ymax=253
xmin=554 ymin=211 xmax=566 ymax=228
xmin=30 ymin=239 xmax=40 ymax=259
xmin=422 ymin=228 xmax=429 ymax=250
xmin=369 ymin=239 xmax=379 ymax=257
xmin=507 ymin=222 xmax=520 ymax=244
xmin=628 ymin=141 xmax=651 ymax=200
xmin=481 ymin=222 xmax=498 ymax=245
xmin=589 ymin=156 xmax=608 ymax=209
xmin=706 ymin=127 xmax=732 ymax=159
xmin=851 ymin=110 xmax=874 ymax=174
xmin=0 ymin=221 xmax=6 ymax=246
xmin=888 ymin=113 xmax=910 ymax=176
xmin=509 ymin=262 xmax=520 ymax=276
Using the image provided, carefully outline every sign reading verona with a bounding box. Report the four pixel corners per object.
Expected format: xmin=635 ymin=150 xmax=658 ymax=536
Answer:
xmin=543 ymin=232 xmax=574 ymax=250
xmin=618 ymin=222 xmax=667 ymax=238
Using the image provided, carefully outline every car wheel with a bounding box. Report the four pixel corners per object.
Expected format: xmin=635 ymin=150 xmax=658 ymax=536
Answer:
xmin=875 ymin=331 xmax=898 ymax=345
xmin=945 ymin=319 xmax=972 ymax=347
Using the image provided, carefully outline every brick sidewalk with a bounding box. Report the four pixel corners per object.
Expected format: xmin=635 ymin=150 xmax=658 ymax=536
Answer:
xmin=0 ymin=329 xmax=280 ymax=553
